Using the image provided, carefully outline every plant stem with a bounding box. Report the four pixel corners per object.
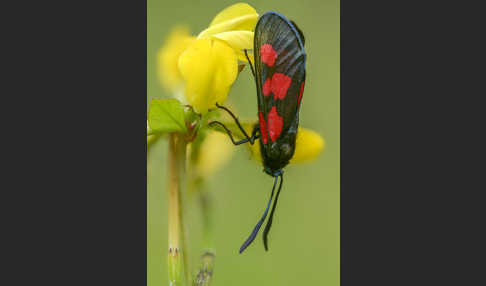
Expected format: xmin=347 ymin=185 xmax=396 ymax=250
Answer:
xmin=193 ymin=180 xmax=216 ymax=286
xmin=168 ymin=133 xmax=191 ymax=286
xmin=147 ymin=134 xmax=161 ymax=152
xmin=194 ymin=251 xmax=215 ymax=286
xmin=199 ymin=189 xmax=213 ymax=250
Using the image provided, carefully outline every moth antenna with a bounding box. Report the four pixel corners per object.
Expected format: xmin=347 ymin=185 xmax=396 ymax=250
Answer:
xmin=244 ymin=49 xmax=256 ymax=78
xmin=239 ymin=175 xmax=279 ymax=254
xmin=262 ymin=173 xmax=284 ymax=251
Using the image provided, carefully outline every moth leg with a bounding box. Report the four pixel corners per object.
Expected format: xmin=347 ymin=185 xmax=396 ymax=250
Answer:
xmin=208 ymin=121 xmax=258 ymax=145
xmin=212 ymin=103 xmax=260 ymax=145
xmin=249 ymin=125 xmax=260 ymax=143
xmin=244 ymin=49 xmax=256 ymax=78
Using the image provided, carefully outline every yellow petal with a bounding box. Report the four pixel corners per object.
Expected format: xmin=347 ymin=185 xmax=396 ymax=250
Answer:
xmin=248 ymin=127 xmax=325 ymax=164
xmin=198 ymin=3 xmax=258 ymax=38
xmin=157 ymin=26 xmax=196 ymax=91
xmin=248 ymin=139 xmax=263 ymax=163
xmin=209 ymin=30 xmax=253 ymax=52
xmin=237 ymin=50 xmax=254 ymax=63
xmin=178 ymin=38 xmax=238 ymax=114
xmin=209 ymin=3 xmax=257 ymax=26
xmin=208 ymin=31 xmax=254 ymax=63
xmin=290 ymin=128 xmax=325 ymax=163
xmin=195 ymin=131 xmax=234 ymax=178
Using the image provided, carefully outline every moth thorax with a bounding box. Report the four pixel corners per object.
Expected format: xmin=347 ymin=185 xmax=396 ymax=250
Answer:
xmin=262 ymin=139 xmax=295 ymax=173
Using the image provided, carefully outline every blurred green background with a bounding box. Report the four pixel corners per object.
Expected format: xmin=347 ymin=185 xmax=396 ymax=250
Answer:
xmin=148 ymin=0 xmax=339 ymax=285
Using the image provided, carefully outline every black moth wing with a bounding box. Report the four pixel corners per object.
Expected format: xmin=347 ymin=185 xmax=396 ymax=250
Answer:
xmin=290 ymin=20 xmax=305 ymax=46
xmin=254 ymin=12 xmax=306 ymax=136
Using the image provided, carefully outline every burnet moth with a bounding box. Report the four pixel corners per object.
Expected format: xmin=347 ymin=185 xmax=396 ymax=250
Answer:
xmin=210 ymin=11 xmax=306 ymax=253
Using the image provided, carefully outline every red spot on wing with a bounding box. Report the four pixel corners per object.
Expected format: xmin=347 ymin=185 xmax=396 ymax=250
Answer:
xmin=262 ymin=78 xmax=272 ymax=96
xmin=298 ymin=81 xmax=305 ymax=105
xmin=259 ymin=111 xmax=268 ymax=144
xmin=260 ymin=44 xmax=277 ymax=67
xmin=267 ymin=106 xmax=283 ymax=142
xmin=271 ymin=73 xmax=292 ymax=100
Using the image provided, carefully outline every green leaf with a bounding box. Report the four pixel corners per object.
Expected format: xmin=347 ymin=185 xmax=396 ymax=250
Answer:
xmin=148 ymin=99 xmax=187 ymax=134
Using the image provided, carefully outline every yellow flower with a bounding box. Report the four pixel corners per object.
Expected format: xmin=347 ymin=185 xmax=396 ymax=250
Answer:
xmin=193 ymin=131 xmax=235 ymax=178
xmin=157 ymin=26 xmax=196 ymax=97
xmin=157 ymin=3 xmax=258 ymax=113
xmin=198 ymin=3 xmax=257 ymax=62
xmin=290 ymin=128 xmax=325 ymax=163
xmin=178 ymin=38 xmax=238 ymax=114
xmin=249 ymin=128 xmax=325 ymax=164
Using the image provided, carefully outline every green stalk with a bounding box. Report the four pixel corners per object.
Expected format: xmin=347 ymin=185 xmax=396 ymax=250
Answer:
xmin=194 ymin=181 xmax=215 ymax=286
xmin=194 ymin=251 xmax=215 ymax=286
xmin=199 ymin=189 xmax=213 ymax=251
xmin=168 ymin=133 xmax=191 ymax=286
